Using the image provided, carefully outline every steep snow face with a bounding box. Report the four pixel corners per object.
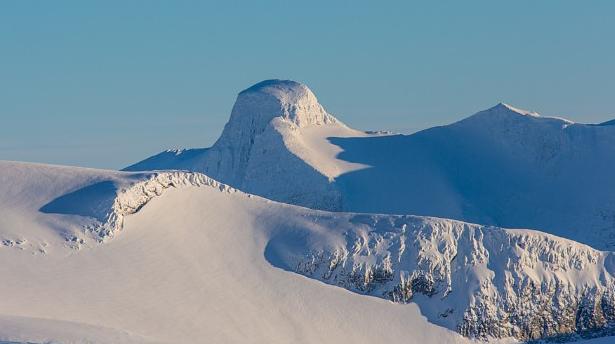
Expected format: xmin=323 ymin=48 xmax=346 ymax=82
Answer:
xmin=206 ymin=79 xmax=339 ymax=185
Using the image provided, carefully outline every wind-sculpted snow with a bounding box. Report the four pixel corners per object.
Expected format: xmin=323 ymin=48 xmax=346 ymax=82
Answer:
xmin=42 ymin=171 xmax=236 ymax=241
xmin=268 ymin=214 xmax=615 ymax=341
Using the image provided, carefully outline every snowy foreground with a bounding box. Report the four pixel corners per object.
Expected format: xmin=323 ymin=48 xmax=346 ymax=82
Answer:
xmin=2 ymin=80 xmax=615 ymax=343
xmin=0 ymin=162 xmax=614 ymax=344
xmin=0 ymin=162 xmax=475 ymax=344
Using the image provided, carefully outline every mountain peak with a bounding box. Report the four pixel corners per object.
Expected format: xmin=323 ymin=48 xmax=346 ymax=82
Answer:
xmin=230 ymin=79 xmax=338 ymax=129
xmin=217 ymin=79 xmax=339 ymax=147
xmin=206 ymin=79 xmax=342 ymax=185
xmin=488 ymin=102 xmax=539 ymax=117
xmin=454 ymin=103 xmax=579 ymax=130
xmin=459 ymin=102 xmax=540 ymax=124
xmin=239 ymin=79 xmax=306 ymax=96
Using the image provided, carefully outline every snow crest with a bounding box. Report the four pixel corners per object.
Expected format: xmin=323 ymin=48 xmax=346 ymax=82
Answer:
xmin=86 ymin=172 xmax=236 ymax=240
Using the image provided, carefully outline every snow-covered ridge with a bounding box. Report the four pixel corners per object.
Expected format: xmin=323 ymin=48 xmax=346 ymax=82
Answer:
xmin=458 ymin=102 xmax=574 ymax=129
xmin=270 ymin=214 xmax=615 ymax=341
xmin=99 ymin=172 xmax=237 ymax=240
xmin=41 ymin=171 xmax=237 ymax=241
xmin=492 ymin=102 xmax=541 ymax=117
xmin=599 ymin=118 xmax=615 ymax=126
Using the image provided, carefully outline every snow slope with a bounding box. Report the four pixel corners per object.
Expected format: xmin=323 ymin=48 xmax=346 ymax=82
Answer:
xmin=0 ymin=161 xmax=472 ymax=344
xmin=126 ymin=81 xmax=615 ymax=250
xmin=0 ymin=161 xmax=141 ymax=252
xmin=3 ymin=161 xmax=615 ymax=342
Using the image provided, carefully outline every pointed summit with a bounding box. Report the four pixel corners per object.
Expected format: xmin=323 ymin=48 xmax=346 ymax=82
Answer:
xmin=457 ymin=102 xmax=541 ymax=125
xmin=487 ymin=102 xmax=539 ymax=117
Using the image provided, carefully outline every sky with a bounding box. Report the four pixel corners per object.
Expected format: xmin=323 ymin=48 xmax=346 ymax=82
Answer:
xmin=1 ymin=1 xmax=614 ymax=169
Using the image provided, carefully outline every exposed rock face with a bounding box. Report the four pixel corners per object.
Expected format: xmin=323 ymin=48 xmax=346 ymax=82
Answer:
xmin=275 ymin=214 xmax=615 ymax=341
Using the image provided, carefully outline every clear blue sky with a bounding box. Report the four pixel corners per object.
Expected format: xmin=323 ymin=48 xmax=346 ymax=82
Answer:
xmin=1 ymin=1 xmax=614 ymax=169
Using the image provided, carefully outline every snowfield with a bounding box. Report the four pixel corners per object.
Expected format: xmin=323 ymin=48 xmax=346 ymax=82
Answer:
xmin=2 ymin=79 xmax=615 ymax=343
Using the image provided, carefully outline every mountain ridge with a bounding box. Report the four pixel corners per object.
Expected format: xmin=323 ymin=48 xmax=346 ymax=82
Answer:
xmin=125 ymin=79 xmax=615 ymax=250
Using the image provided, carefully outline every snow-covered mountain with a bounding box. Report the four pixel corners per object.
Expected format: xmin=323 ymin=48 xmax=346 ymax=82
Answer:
xmin=126 ymin=80 xmax=615 ymax=250
xmin=3 ymin=79 xmax=615 ymax=343
xmin=125 ymin=79 xmax=373 ymax=211
xmin=1 ymin=160 xmax=615 ymax=343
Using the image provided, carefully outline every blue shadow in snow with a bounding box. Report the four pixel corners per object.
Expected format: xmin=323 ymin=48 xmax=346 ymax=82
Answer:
xmin=327 ymin=125 xmax=536 ymax=228
xmin=40 ymin=181 xmax=118 ymax=222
